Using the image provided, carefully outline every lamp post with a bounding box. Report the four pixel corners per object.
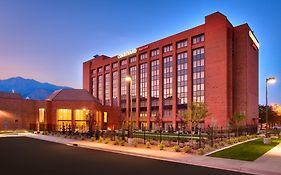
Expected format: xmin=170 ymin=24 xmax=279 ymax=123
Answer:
xmin=125 ymin=76 xmax=133 ymax=138
xmin=264 ymin=77 xmax=276 ymax=144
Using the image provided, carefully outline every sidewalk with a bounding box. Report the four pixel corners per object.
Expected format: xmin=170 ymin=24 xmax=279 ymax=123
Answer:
xmin=19 ymin=133 xmax=281 ymax=175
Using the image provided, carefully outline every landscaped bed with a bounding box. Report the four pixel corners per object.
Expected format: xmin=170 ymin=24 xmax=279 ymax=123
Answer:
xmin=209 ymin=138 xmax=281 ymax=161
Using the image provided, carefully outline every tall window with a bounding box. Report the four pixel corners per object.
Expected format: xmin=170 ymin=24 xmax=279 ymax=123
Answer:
xmin=98 ymin=67 xmax=102 ymax=73
xmin=105 ymin=73 xmax=110 ymax=106
xmin=140 ymin=63 xmax=147 ymax=118
xmin=177 ymin=52 xmax=188 ymax=106
xmin=151 ymin=60 xmax=159 ymax=107
xmin=120 ymin=69 xmax=127 ymax=109
xmin=56 ymin=109 xmax=72 ymax=131
xmin=112 ymin=62 xmax=118 ymax=68
xmin=130 ymin=56 xmax=137 ymax=63
xmin=192 ymin=34 xmax=205 ymax=44
xmin=121 ymin=59 xmax=127 ymax=66
xmin=163 ymin=56 xmax=173 ymax=106
xmin=177 ymin=40 xmax=187 ymax=49
xmin=193 ymin=48 xmax=205 ymax=102
xmin=112 ymin=71 xmax=118 ymax=106
xmin=140 ymin=63 xmax=147 ymax=99
xmin=105 ymin=65 xmax=110 ymax=71
xmin=38 ymin=108 xmax=45 ymax=123
xmin=129 ymin=66 xmax=137 ymax=108
xmin=98 ymin=75 xmax=103 ymax=104
xmin=92 ymin=76 xmax=97 ymax=98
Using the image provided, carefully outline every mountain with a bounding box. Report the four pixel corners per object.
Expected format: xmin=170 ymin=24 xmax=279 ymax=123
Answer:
xmin=0 ymin=77 xmax=72 ymax=100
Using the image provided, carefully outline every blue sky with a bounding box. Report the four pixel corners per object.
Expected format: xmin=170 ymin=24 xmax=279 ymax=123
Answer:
xmin=0 ymin=0 xmax=280 ymax=105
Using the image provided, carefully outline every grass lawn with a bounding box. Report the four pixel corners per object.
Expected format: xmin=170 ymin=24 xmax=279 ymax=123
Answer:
xmin=209 ymin=138 xmax=281 ymax=161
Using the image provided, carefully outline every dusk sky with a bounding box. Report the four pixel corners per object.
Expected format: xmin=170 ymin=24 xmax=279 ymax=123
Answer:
xmin=0 ymin=0 xmax=280 ymax=105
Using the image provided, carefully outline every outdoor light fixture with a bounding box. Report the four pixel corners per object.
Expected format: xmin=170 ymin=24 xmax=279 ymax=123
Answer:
xmin=264 ymin=76 xmax=277 ymax=144
xmin=126 ymin=75 xmax=133 ymax=140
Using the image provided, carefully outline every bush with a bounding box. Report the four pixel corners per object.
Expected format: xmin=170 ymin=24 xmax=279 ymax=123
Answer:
xmin=173 ymin=145 xmax=181 ymax=152
xmin=104 ymin=138 xmax=110 ymax=144
xmin=227 ymin=138 xmax=235 ymax=144
xmin=146 ymin=141 xmax=151 ymax=148
xmin=196 ymin=148 xmax=205 ymax=155
xmin=90 ymin=137 xmax=96 ymax=142
xmin=132 ymin=138 xmax=138 ymax=147
xmin=183 ymin=146 xmax=191 ymax=153
xmin=120 ymin=140 xmax=125 ymax=146
xmin=99 ymin=137 xmax=104 ymax=143
xmin=219 ymin=141 xmax=225 ymax=146
xmin=204 ymin=145 xmax=212 ymax=152
xmin=158 ymin=142 xmax=165 ymax=150
xmin=213 ymin=143 xmax=220 ymax=148
xmin=113 ymin=140 xmax=119 ymax=145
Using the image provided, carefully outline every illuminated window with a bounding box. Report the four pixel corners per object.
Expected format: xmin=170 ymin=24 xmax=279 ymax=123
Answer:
xmin=92 ymin=76 xmax=97 ymax=97
xmin=38 ymin=108 xmax=45 ymax=123
xmin=112 ymin=71 xmax=118 ymax=106
xmin=56 ymin=109 xmax=72 ymax=131
xmin=177 ymin=40 xmax=187 ymax=49
xmin=98 ymin=75 xmax=103 ymax=104
xmin=105 ymin=73 xmax=111 ymax=106
xmin=104 ymin=112 xmax=107 ymax=123
xmin=192 ymin=34 xmax=204 ymax=44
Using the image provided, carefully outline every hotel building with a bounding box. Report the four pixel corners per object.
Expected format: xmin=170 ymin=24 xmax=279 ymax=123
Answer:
xmin=83 ymin=12 xmax=259 ymax=130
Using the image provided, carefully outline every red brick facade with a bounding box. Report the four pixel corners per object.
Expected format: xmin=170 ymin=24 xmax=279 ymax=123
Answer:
xmin=83 ymin=12 xmax=259 ymax=130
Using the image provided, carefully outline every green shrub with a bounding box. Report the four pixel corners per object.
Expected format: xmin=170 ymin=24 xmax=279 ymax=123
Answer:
xmin=204 ymin=145 xmax=212 ymax=152
xmin=227 ymin=138 xmax=234 ymax=144
xmin=104 ymin=138 xmax=110 ymax=144
xmin=173 ymin=145 xmax=181 ymax=152
xmin=196 ymin=148 xmax=205 ymax=155
xmin=183 ymin=146 xmax=191 ymax=153
xmin=158 ymin=142 xmax=165 ymax=150
xmin=146 ymin=141 xmax=151 ymax=148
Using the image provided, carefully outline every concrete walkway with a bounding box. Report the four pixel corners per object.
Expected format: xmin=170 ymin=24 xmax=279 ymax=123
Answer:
xmin=16 ymin=133 xmax=281 ymax=175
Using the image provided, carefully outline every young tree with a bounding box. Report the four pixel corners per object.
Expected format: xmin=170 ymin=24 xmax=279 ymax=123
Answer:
xmin=229 ymin=112 xmax=246 ymax=136
xmin=184 ymin=102 xmax=209 ymax=131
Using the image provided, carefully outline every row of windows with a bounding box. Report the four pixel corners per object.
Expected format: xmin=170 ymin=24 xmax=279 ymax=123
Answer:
xmin=151 ymin=60 xmax=159 ymax=107
xmin=177 ymin=52 xmax=188 ymax=105
xmin=93 ymin=35 xmax=205 ymax=74
xmin=192 ymin=48 xmax=205 ymax=103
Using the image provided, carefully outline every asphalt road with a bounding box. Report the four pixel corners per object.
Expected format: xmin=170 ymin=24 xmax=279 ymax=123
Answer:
xmin=0 ymin=137 xmax=251 ymax=175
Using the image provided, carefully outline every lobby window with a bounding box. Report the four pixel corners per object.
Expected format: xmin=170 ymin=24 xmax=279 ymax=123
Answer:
xmin=38 ymin=108 xmax=45 ymax=123
xmin=105 ymin=73 xmax=111 ymax=106
xmin=177 ymin=39 xmax=187 ymax=49
xmin=121 ymin=59 xmax=127 ymax=66
xmin=98 ymin=75 xmax=103 ymax=104
xmin=140 ymin=52 xmax=147 ymax=60
xmin=98 ymin=67 xmax=102 ymax=73
xmin=56 ymin=109 xmax=72 ymax=131
xmin=140 ymin=63 xmax=147 ymax=99
xmin=112 ymin=62 xmax=118 ymax=68
xmin=129 ymin=66 xmax=137 ymax=108
xmin=74 ymin=109 xmax=89 ymax=133
xmin=92 ymin=76 xmax=97 ymax=97
xmin=140 ymin=111 xmax=147 ymax=118
xmin=151 ymin=49 xmax=159 ymax=57
xmin=120 ymin=69 xmax=127 ymax=109
xmin=104 ymin=112 xmax=108 ymax=123
xmin=112 ymin=71 xmax=118 ymax=106
xmin=192 ymin=34 xmax=205 ymax=45
xmin=105 ymin=64 xmax=110 ymax=71
xmin=163 ymin=44 xmax=173 ymax=53
xmin=163 ymin=56 xmax=173 ymax=106
xmin=192 ymin=48 xmax=205 ymax=103
xmin=151 ymin=60 xmax=159 ymax=107
xmin=129 ymin=56 xmax=137 ymax=63
xmin=177 ymin=52 xmax=188 ymax=106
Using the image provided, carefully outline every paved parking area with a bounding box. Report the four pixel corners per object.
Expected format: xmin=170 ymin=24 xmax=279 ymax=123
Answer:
xmin=0 ymin=137 xmax=250 ymax=175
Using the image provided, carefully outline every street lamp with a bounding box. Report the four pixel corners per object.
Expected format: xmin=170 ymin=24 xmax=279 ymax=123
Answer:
xmin=125 ymin=75 xmax=133 ymax=138
xmin=264 ymin=76 xmax=276 ymax=144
